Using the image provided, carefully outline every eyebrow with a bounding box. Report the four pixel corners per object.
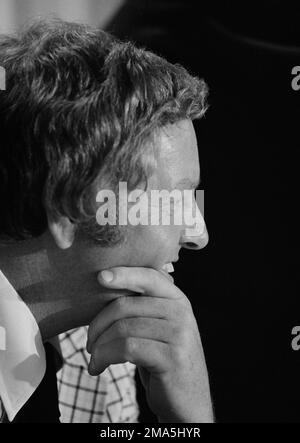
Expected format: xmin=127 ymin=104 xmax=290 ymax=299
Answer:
xmin=175 ymin=175 xmax=201 ymax=189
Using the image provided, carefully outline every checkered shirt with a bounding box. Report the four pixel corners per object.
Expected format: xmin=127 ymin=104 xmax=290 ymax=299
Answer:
xmin=57 ymin=326 xmax=140 ymax=423
xmin=1 ymin=327 xmax=139 ymax=423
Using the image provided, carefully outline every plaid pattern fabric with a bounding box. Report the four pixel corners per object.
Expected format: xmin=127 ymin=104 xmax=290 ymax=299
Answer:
xmin=57 ymin=326 xmax=139 ymax=423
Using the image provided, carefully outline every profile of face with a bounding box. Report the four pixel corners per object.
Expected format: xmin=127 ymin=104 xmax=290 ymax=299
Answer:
xmin=48 ymin=119 xmax=208 ymax=280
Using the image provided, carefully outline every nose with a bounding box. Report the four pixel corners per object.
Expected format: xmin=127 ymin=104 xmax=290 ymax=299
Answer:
xmin=180 ymin=203 xmax=209 ymax=250
xmin=180 ymin=225 xmax=209 ymax=250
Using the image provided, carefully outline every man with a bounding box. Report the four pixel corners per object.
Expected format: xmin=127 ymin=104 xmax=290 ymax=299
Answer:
xmin=0 ymin=19 xmax=213 ymax=423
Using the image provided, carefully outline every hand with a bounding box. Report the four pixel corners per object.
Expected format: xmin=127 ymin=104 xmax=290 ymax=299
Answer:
xmin=86 ymin=266 xmax=214 ymax=423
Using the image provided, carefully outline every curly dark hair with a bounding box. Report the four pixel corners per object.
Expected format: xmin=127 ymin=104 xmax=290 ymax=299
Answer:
xmin=0 ymin=18 xmax=208 ymax=245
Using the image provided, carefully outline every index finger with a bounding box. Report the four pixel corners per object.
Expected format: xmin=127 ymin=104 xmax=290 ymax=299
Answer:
xmin=98 ymin=267 xmax=183 ymax=300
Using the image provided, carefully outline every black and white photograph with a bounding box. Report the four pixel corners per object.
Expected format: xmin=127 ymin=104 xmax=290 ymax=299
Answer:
xmin=0 ymin=0 xmax=299 ymax=431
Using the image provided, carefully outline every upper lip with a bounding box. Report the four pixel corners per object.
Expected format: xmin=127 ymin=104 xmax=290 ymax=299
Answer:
xmin=167 ymin=258 xmax=179 ymax=264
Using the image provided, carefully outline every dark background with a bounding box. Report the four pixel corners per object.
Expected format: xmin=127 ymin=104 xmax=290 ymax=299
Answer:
xmin=106 ymin=0 xmax=300 ymax=422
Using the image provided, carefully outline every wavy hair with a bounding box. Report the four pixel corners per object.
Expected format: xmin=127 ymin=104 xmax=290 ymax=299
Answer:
xmin=0 ymin=19 xmax=208 ymax=245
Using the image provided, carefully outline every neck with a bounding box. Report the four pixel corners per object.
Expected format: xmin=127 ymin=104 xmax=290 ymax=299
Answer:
xmin=0 ymin=234 xmax=108 ymax=341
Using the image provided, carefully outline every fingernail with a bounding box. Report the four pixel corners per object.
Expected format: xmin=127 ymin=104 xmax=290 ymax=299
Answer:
xmin=88 ymin=358 xmax=96 ymax=375
xmin=100 ymin=270 xmax=114 ymax=283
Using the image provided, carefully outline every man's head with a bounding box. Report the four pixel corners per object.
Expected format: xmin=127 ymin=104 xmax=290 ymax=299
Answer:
xmin=0 ymin=19 xmax=208 ymax=278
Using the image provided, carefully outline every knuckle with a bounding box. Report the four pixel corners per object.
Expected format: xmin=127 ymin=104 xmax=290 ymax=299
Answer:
xmin=123 ymin=337 xmax=137 ymax=361
xmin=115 ymin=318 xmax=128 ymax=337
xmin=179 ymin=327 xmax=191 ymax=345
xmin=172 ymin=345 xmax=188 ymax=367
xmin=115 ymin=295 xmax=127 ymax=311
xmin=171 ymin=323 xmax=190 ymax=347
xmin=171 ymin=323 xmax=183 ymax=339
xmin=171 ymin=302 xmax=182 ymax=319
xmin=178 ymin=297 xmax=192 ymax=318
xmin=182 ymin=294 xmax=192 ymax=309
xmin=172 ymin=300 xmax=189 ymax=321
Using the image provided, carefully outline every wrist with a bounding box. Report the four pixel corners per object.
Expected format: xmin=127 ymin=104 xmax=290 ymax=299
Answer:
xmin=158 ymin=407 xmax=215 ymax=424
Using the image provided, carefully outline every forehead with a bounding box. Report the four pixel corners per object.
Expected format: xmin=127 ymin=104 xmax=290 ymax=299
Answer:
xmin=149 ymin=119 xmax=200 ymax=190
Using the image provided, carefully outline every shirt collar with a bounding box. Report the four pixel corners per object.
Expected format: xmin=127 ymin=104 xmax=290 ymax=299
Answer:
xmin=0 ymin=270 xmax=46 ymax=421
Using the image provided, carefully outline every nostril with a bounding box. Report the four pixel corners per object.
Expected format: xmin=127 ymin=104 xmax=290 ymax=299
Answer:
xmin=185 ymin=242 xmax=197 ymax=248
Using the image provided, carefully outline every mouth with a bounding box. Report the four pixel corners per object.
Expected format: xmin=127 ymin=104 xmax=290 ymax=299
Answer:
xmin=161 ymin=262 xmax=175 ymax=274
xmin=160 ymin=262 xmax=175 ymax=283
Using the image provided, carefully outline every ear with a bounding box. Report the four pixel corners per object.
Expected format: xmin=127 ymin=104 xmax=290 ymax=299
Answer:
xmin=48 ymin=216 xmax=76 ymax=249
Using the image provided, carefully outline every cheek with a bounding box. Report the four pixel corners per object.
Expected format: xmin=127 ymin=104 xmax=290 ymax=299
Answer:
xmin=78 ymin=224 xmax=181 ymax=272
xmin=124 ymin=225 xmax=178 ymax=267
